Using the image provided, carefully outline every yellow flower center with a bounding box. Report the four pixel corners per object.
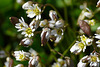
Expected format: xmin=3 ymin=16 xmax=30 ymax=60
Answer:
xmin=91 ymin=56 xmax=97 ymax=62
xmin=55 ymin=64 xmax=60 ymax=67
xmin=89 ymin=19 xmax=95 ymax=26
xmin=19 ymin=23 xmax=24 ymax=29
xmin=25 ymin=28 xmax=32 ymax=35
xmin=98 ymin=40 xmax=100 ymax=42
xmin=78 ymin=43 xmax=85 ymax=49
xmin=81 ymin=35 xmax=87 ymax=42
xmin=33 ymin=8 xmax=40 ymax=15
xmin=19 ymin=54 xmax=24 ymax=61
xmin=27 ymin=7 xmax=40 ymax=15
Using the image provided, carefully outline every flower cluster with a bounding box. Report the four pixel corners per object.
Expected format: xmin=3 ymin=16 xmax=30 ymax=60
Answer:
xmin=13 ymin=48 xmax=41 ymax=67
xmin=10 ymin=1 xmax=64 ymax=47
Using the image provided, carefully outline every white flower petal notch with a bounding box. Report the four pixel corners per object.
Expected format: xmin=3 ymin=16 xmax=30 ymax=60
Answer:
xmin=22 ymin=1 xmax=41 ymax=20
xmin=14 ymin=50 xmax=30 ymax=61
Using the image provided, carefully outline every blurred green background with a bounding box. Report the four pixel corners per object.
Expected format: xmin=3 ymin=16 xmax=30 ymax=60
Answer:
xmin=0 ymin=0 xmax=100 ymax=67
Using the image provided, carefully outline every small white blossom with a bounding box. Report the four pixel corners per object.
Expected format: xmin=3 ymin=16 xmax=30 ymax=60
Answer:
xmin=15 ymin=17 xmax=28 ymax=32
xmin=14 ymin=64 xmax=24 ymax=67
xmin=88 ymin=19 xmax=95 ymax=26
xmin=14 ymin=50 xmax=30 ymax=61
xmin=48 ymin=20 xmax=56 ymax=28
xmin=29 ymin=56 xmax=39 ymax=67
xmin=84 ymin=12 xmax=93 ymax=19
xmin=89 ymin=52 xmax=100 ymax=67
xmin=77 ymin=56 xmax=88 ymax=67
xmin=4 ymin=57 xmax=11 ymax=67
xmin=20 ymin=38 xmax=33 ymax=46
xmin=95 ymin=34 xmax=100 ymax=39
xmin=22 ymin=1 xmax=41 ymax=20
xmin=70 ymin=41 xmax=86 ymax=55
xmin=52 ymin=58 xmax=67 ymax=67
xmin=52 ymin=63 xmax=61 ymax=67
xmin=55 ymin=19 xmax=64 ymax=28
xmin=51 ymin=29 xmax=64 ymax=43
xmin=96 ymin=26 xmax=100 ymax=34
xmin=41 ymin=28 xmax=51 ymax=41
xmin=86 ymin=38 xmax=93 ymax=46
xmin=96 ymin=40 xmax=100 ymax=47
xmin=29 ymin=48 xmax=38 ymax=56
xmin=49 ymin=10 xmax=57 ymax=20
xmin=16 ymin=0 xmax=24 ymax=4
xmin=96 ymin=0 xmax=100 ymax=7
xmin=39 ymin=19 xmax=48 ymax=27
xmin=80 ymin=35 xmax=87 ymax=43
xmin=21 ymin=19 xmax=36 ymax=38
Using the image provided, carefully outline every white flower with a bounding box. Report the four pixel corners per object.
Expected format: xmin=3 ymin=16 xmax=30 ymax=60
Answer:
xmin=89 ymin=52 xmax=100 ymax=67
xmin=96 ymin=26 xmax=100 ymax=34
xmin=96 ymin=0 xmax=100 ymax=7
xmin=29 ymin=56 xmax=39 ymax=66
xmin=0 ymin=50 xmax=6 ymax=58
xmin=55 ymin=19 xmax=64 ymax=28
xmin=15 ymin=17 xmax=28 ymax=32
xmin=84 ymin=12 xmax=93 ymax=19
xmin=51 ymin=29 xmax=64 ymax=43
xmin=21 ymin=20 xmax=36 ymax=38
xmin=48 ymin=19 xmax=64 ymax=29
xmin=80 ymin=35 xmax=87 ymax=42
xmin=22 ymin=2 xmax=41 ymax=20
xmin=41 ymin=28 xmax=51 ymax=41
xmin=52 ymin=58 xmax=67 ymax=67
xmin=49 ymin=10 xmax=57 ymax=20
xmin=39 ymin=19 xmax=48 ymax=27
xmin=52 ymin=63 xmax=61 ymax=67
xmin=22 ymin=1 xmax=32 ymax=10
xmin=77 ymin=56 xmax=88 ymax=67
xmin=4 ymin=57 xmax=11 ymax=67
xmin=14 ymin=64 xmax=24 ymax=67
xmin=20 ymin=38 xmax=33 ymax=46
xmin=29 ymin=48 xmax=38 ymax=56
xmin=16 ymin=0 xmax=24 ymax=4
xmin=88 ymin=19 xmax=95 ymax=26
xmin=48 ymin=20 xmax=56 ymax=28
xmin=14 ymin=50 xmax=30 ymax=61
xmin=96 ymin=40 xmax=100 ymax=47
xmin=95 ymin=34 xmax=100 ymax=39
xmin=86 ymin=38 xmax=93 ymax=46
xmin=70 ymin=41 xmax=86 ymax=55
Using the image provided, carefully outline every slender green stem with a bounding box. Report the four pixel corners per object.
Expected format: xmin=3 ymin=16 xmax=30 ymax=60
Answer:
xmin=45 ymin=4 xmax=63 ymax=19
xmin=62 ymin=0 xmax=68 ymax=24
xmin=61 ymin=40 xmax=76 ymax=58
xmin=47 ymin=43 xmax=57 ymax=62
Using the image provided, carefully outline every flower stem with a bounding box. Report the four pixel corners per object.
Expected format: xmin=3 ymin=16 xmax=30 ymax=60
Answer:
xmin=47 ymin=43 xmax=57 ymax=62
xmin=61 ymin=40 xmax=76 ymax=58
xmin=62 ymin=0 xmax=68 ymax=24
